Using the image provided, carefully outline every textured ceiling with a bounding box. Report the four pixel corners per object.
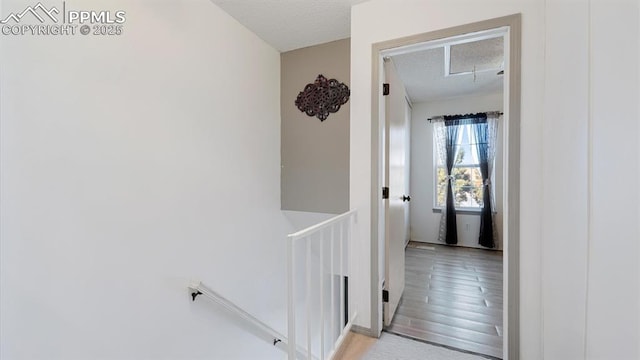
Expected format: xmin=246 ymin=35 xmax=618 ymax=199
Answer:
xmin=210 ymin=1 xmax=503 ymax=102
xmin=450 ymin=37 xmax=503 ymax=74
xmin=209 ymin=0 xmax=370 ymax=52
xmin=391 ymin=38 xmax=504 ymax=103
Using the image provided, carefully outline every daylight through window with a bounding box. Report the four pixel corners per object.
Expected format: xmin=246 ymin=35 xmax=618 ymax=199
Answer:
xmin=435 ymin=124 xmax=486 ymax=209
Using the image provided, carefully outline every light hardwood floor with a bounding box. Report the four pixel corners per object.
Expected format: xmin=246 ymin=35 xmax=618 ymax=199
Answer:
xmin=386 ymin=242 xmax=503 ymax=359
xmin=332 ymin=332 xmax=377 ymax=360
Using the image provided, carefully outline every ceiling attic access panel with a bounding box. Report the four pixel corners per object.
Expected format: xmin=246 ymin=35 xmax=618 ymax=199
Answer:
xmin=390 ymin=35 xmax=504 ymax=103
xmin=448 ymin=37 xmax=504 ymax=75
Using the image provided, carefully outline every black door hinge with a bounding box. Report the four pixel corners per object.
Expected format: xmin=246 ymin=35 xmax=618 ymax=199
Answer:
xmin=382 ymin=187 xmax=389 ymax=199
xmin=383 ymin=83 xmax=390 ymax=96
xmin=382 ymin=289 xmax=389 ymax=303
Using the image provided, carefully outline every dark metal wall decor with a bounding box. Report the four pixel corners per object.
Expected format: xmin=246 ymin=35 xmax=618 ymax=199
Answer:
xmin=295 ymin=74 xmax=350 ymax=121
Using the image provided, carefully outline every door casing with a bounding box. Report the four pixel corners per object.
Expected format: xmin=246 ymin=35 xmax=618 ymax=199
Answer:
xmin=368 ymin=14 xmax=521 ymax=360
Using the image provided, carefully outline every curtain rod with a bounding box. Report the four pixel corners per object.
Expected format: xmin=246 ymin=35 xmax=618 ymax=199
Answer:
xmin=427 ymin=111 xmax=503 ymax=122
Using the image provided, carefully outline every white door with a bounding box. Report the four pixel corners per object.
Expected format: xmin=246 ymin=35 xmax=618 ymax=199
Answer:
xmin=383 ymin=58 xmax=410 ymax=327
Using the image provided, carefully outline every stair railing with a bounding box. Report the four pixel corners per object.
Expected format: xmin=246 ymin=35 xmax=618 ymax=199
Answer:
xmin=287 ymin=209 xmax=358 ymax=360
xmin=189 ymin=281 xmax=309 ymax=359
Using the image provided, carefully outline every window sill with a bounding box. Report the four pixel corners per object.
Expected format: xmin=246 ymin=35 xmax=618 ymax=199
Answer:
xmin=432 ymin=207 xmax=482 ymax=215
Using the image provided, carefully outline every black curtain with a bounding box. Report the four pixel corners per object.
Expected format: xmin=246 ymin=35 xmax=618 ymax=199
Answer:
xmin=444 ymin=121 xmax=460 ymax=245
xmin=441 ymin=114 xmax=493 ymax=246
xmin=473 ymin=121 xmax=495 ymax=248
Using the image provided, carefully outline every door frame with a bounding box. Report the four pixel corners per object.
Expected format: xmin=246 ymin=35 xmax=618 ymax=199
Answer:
xmin=368 ymin=14 xmax=521 ymax=359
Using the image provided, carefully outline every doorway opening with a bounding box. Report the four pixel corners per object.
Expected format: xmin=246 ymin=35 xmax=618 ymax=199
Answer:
xmin=369 ymin=15 xmax=521 ymax=360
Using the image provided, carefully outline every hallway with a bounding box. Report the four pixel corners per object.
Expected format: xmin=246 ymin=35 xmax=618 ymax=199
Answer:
xmin=387 ymin=242 xmax=503 ymax=358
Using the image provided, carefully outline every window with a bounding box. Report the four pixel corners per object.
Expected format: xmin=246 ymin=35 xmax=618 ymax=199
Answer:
xmin=434 ymin=124 xmax=484 ymax=209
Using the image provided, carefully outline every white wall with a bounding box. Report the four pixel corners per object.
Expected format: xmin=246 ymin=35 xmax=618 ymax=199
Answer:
xmin=585 ymin=1 xmax=639 ymax=358
xmin=0 ymin=1 xmax=291 ymax=359
xmin=410 ymin=92 xmax=504 ymax=250
xmin=282 ymin=210 xmax=334 ymax=232
xmin=350 ymin=1 xmax=639 ymax=359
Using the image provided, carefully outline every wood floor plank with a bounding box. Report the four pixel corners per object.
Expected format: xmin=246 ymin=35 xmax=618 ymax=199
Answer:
xmin=401 ymin=286 xmax=504 ymax=306
xmin=399 ymin=296 xmax=503 ymax=316
xmin=387 ymin=243 xmax=504 ymax=359
xmin=395 ymin=316 xmax=503 ymax=348
xmin=332 ymin=332 xmax=376 ymax=360
xmin=387 ymin=323 xmax=503 ymax=359
xmin=402 ymin=285 xmax=501 ymax=303
xmin=396 ymin=303 xmax=502 ymax=328
xmin=427 ymin=276 xmax=503 ymax=291
xmin=392 ymin=312 xmax=499 ymax=336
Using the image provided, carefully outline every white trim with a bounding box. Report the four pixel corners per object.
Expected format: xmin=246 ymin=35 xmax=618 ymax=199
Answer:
xmin=287 ymin=210 xmax=357 ymax=360
xmin=287 ymin=209 xmax=357 ymax=241
xmin=327 ymin=313 xmax=358 ymax=360
xmin=370 ymin=15 xmax=521 ymax=359
xmin=381 ymin=27 xmax=508 ymax=58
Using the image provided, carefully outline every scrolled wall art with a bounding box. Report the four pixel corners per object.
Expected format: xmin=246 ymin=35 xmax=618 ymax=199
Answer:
xmin=295 ymin=74 xmax=350 ymax=121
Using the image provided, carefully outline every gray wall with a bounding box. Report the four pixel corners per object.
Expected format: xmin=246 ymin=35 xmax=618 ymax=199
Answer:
xmin=281 ymin=39 xmax=350 ymax=214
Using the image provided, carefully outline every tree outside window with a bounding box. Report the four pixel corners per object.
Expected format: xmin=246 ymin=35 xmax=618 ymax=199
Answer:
xmin=435 ymin=124 xmax=484 ymax=209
